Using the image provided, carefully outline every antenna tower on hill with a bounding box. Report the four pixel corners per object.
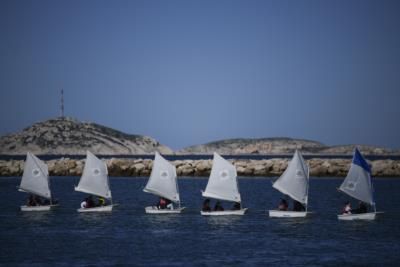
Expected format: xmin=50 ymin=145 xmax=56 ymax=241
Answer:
xmin=61 ymin=89 xmax=64 ymax=118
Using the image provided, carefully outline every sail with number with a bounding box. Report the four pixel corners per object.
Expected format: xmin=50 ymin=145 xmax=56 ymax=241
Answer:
xmin=202 ymin=152 xmax=241 ymax=202
xmin=74 ymin=151 xmax=112 ymax=199
xmin=144 ymin=152 xmax=180 ymax=203
xmin=272 ymin=150 xmax=309 ymax=204
xmin=18 ymin=152 xmax=51 ymax=199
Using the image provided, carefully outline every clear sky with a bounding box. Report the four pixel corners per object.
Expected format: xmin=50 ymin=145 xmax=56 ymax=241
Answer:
xmin=1 ymin=0 xmax=400 ymax=150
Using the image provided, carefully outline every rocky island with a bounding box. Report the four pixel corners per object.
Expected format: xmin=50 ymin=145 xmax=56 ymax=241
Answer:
xmin=0 ymin=117 xmax=172 ymax=155
xmin=0 ymin=118 xmax=399 ymax=177
xmin=177 ymin=138 xmax=397 ymax=155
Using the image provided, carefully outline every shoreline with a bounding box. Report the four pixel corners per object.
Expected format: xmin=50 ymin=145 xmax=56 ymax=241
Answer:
xmin=1 ymin=158 xmax=399 ymax=177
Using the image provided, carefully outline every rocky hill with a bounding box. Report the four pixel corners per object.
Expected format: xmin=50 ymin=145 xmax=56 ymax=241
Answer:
xmin=0 ymin=117 xmax=172 ymax=155
xmin=1 ymin=119 xmax=397 ymax=156
xmin=177 ymin=138 xmax=397 ymax=155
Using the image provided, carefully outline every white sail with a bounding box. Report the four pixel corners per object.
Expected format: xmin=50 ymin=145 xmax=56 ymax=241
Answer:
xmin=202 ymin=152 xmax=241 ymax=202
xmin=339 ymin=148 xmax=374 ymax=205
xmin=272 ymin=150 xmax=309 ymax=204
xmin=144 ymin=152 xmax=180 ymax=203
xmin=19 ymin=152 xmax=51 ymax=199
xmin=75 ymin=151 xmax=112 ymax=199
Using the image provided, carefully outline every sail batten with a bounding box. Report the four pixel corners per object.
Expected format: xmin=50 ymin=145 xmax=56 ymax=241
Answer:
xmin=203 ymin=152 xmax=241 ymax=203
xmin=75 ymin=151 xmax=112 ymax=199
xmin=339 ymin=148 xmax=374 ymax=205
xmin=144 ymin=152 xmax=180 ymax=202
xmin=19 ymin=152 xmax=51 ymax=199
xmin=272 ymin=150 xmax=309 ymax=204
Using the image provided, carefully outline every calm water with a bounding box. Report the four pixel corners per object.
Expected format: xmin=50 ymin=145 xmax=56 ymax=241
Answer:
xmin=1 ymin=177 xmax=400 ymax=266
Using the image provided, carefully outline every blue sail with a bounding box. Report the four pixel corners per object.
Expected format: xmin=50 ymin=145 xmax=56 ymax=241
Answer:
xmin=353 ymin=148 xmax=371 ymax=173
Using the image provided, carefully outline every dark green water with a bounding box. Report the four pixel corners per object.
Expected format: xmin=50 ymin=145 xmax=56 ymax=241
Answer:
xmin=1 ymin=177 xmax=399 ymax=266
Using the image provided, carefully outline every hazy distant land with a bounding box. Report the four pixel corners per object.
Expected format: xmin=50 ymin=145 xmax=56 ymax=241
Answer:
xmin=0 ymin=117 xmax=399 ymax=177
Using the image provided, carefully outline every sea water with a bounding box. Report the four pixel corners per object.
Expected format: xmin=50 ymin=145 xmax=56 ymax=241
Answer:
xmin=1 ymin=177 xmax=399 ymax=266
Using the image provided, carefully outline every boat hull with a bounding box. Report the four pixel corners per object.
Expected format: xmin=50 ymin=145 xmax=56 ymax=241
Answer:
xmin=77 ymin=205 xmax=113 ymax=213
xmin=20 ymin=205 xmax=53 ymax=211
xmin=145 ymin=206 xmax=185 ymax=214
xmin=269 ymin=210 xmax=308 ymax=218
xmin=338 ymin=212 xmax=376 ymax=221
xmin=201 ymin=208 xmax=248 ymax=216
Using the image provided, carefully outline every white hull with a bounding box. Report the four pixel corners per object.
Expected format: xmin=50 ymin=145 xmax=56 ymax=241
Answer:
xmin=269 ymin=210 xmax=308 ymax=218
xmin=77 ymin=205 xmax=113 ymax=213
xmin=145 ymin=206 xmax=185 ymax=214
xmin=201 ymin=208 xmax=248 ymax=216
xmin=20 ymin=205 xmax=54 ymax=211
xmin=338 ymin=212 xmax=376 ymax=221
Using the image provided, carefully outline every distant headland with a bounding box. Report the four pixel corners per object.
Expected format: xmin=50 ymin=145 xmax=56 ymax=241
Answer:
xmin=1 ymin=118 xmax=399 ymax=177
xmin=0 ymin=117 xmax=172 ymax=155
xmin=0 ymin=117 xmax=398 ymax=156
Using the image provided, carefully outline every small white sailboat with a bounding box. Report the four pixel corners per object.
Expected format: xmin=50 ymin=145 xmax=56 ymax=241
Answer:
xmin=18 ymin=152 xmax=57 ymax=211
xmin=75 ymin=151 xmax=114 ymax=212
xmin=269 ymin=150 xmax=310 ymax=218
xmin=143 ymin=152 xmax=185 ymax=214
xmin=337 ymin=148 xmax=380 ymax=221
xmin=201 ymin=152 xmax=247 ymax=216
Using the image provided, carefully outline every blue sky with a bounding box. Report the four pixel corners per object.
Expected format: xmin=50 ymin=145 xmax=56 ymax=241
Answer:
xmin=1 ymin=0 xmax=400 ymax=150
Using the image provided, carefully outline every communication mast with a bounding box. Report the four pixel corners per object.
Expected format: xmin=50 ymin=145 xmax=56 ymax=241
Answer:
xmin=61 ymin=89 xmax=64 ymax=118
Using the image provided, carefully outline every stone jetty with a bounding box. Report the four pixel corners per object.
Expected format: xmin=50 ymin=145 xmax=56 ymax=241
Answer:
xmin=1 ymin=158 xmax=399 ymax=177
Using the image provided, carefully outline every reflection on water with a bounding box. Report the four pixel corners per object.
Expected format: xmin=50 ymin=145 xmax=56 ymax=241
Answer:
xmin=205 ymin=215 xmax=243 ymax=227
xmin=78 ymin=212 xmax=113 ymax=223
xmin=272 ymin=216 xmax=311 ymax=226
xmin=20 ymin=211 xmax=51 ymax=222
xmin=143 ymin=213 xmax=183 ymax=227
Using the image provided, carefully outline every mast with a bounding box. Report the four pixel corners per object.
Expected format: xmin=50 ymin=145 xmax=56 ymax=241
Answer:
xmin=107 ymin=165 xmax=113 ymax=206
xmin=176 ymin=174 xmax=181 ymax=208
xmin=371 ymin=173 xmax=376 ymax=213
xmin=60 ymin=89 xmax=64 ymax=118
xmin=235 ymin=164 xmax=242 ymax=207
xmin=305 ymin=161 xmax=310 ymax=212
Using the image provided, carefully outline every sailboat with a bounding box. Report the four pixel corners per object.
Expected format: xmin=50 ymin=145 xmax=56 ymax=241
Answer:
xmin=18 ymin=152 xmax=57 ymax=211
xmin=201 ymin=152 xmax=247 ymax=216
xmin=75 ymin=151 xmax=114 ymax=212
xmin=337 ymin=148 xmax=380 ymax=220
xmin=269 ymin=150 xmax=310 ymax=218
xmin=143 ymin=152 xmax=185 ymax=214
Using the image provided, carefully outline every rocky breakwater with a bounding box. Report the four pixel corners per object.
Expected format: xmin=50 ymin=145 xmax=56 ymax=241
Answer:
xmin=1 ymin=158 xmax=400 ymax=177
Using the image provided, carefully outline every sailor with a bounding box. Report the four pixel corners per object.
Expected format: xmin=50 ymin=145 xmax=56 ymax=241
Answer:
xmin=165 ymin=199 xmax=174 ymax=210
xmin=278 ymin=198 xmax=288 ymax=211
xmin=342 ymin=201 xmax=352 ymax=215
xmin=157 ymin=197 xmax=167 ymax=209
xmin=97 ymin=197 xmax=105 ymax=206
xmin=232 ymin=202 xmax=241 ymax=210
xmin=34 ymin=195 xmax=42 ymax=206
xmin=358 ymin=202 xmax=368 ymax=213
xmin=27 ymin=194 xmax=37 ymax=206
xmin=202 ymin=199 xmax=211 ymax=212
xmin=214 ymin=201 xmax=224 ymax=211
xmin=87 ymin=196 xmax=95 ymax=208
xmin=353 ymin=201 xmax=368 ymax=214
xmin=293 ymin=200 xmax=305 ymax=211
xmin=81 ymin=198 xmax=88 ymax=209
